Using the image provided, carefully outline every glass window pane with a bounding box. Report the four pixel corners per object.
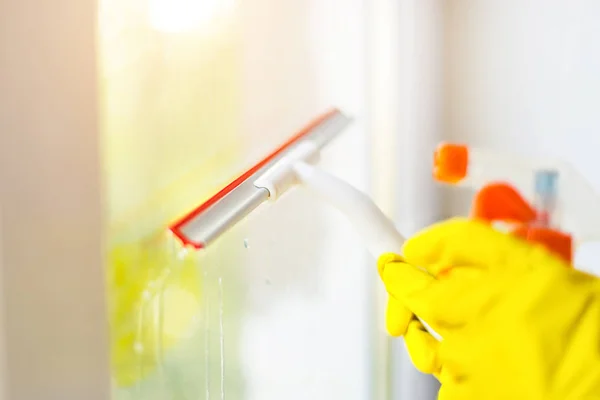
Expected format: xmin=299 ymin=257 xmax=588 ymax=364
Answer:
xmin=99 ymin=1 xmax=376 ymax=399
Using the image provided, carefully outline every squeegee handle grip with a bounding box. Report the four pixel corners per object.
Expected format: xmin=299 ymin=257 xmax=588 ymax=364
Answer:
xmin=292 ymin=162 xmax=405 ymax=257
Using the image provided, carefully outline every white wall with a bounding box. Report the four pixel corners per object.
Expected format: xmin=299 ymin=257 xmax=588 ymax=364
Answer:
xmin=444 ymin=0 xmax=600 ymax=276
xmin=0 ymin=0 xmax=111 ymax=399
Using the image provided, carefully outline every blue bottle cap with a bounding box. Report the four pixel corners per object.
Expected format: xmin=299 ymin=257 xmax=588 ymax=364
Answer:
xmin=535 ymin=170 xmax=558 ymax=196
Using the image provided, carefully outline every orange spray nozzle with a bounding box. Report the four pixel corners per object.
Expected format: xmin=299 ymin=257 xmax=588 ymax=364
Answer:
xmin=471 ymin=182 xmax=537 ymax=223
xmin=433 ymin=142 xmax=469 ymax=183
xmin=471 ymin=182 xmax=573 ymax=264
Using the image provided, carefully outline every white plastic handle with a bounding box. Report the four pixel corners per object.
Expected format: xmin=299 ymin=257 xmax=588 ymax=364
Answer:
xmin=292 ymin=161 xmax=405 ymax=258
xmin=293 ymin=162 xmax=443 ymax=341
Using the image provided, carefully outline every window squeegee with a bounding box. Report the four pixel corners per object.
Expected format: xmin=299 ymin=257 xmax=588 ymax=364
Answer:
xmin=169 ymin=108 xmax=405 ymax=257
xmin=169 ymin=108 xmax=441 ymax=340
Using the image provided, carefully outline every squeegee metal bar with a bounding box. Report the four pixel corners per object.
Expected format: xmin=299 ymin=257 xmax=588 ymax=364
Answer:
xmin=169 ymin=108 xmax=352 ymax=249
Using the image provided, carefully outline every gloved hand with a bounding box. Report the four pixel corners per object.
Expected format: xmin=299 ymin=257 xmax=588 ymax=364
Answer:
xmin=378 ymin=218 xmax=600 ymax=400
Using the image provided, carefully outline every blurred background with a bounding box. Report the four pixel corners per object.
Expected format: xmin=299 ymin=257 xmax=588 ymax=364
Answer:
xmin=1 ymin=0 xmax=600 ymax=399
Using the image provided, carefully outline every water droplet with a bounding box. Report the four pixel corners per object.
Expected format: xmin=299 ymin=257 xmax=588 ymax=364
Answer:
xmin=243 ymin=238 xmax=250 ymax=249
xmin=133 ymin=342 xmax=144 ymax=354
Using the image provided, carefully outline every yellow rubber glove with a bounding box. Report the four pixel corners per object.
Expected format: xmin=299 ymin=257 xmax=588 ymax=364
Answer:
xmin=378 ymin=218 xmax=600 ymax=400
